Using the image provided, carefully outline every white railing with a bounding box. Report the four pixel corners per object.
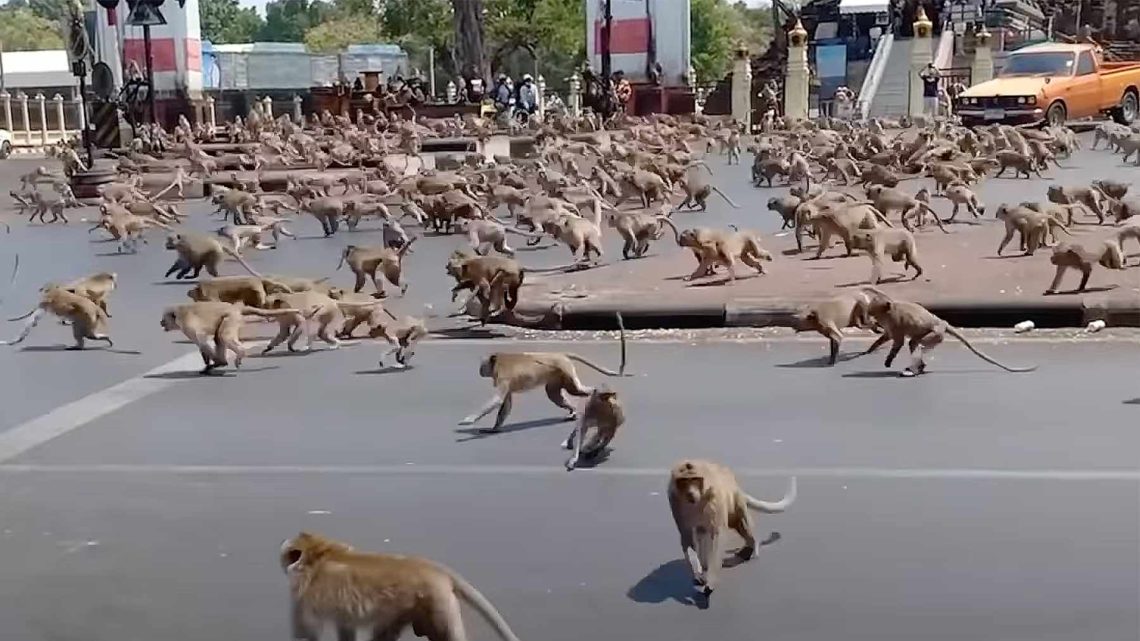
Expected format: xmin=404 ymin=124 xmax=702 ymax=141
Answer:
xmin=0 ymin=91 xmax=84 ymax=148
xmin=857 ymin=32 xmax=893 ymax=120
xmin=935 ymin=28 xmax=955 ymax=69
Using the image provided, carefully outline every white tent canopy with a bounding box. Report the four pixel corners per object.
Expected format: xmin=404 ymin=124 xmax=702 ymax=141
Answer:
xmin=840 ymin=0 xmax=889 ymax=15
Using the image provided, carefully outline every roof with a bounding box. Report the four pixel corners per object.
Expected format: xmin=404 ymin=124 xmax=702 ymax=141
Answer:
xmin=0 ymin=50 xmax=77 ymax=89
xmin=1010 ymin=42 xmax=1094 ymax=54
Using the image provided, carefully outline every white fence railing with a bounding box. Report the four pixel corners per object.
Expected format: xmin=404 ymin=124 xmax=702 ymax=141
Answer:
xmin=857 ymin=32 xmax=893 ymax=120
xmin=0 ymin=91 xmax=85 ymax=148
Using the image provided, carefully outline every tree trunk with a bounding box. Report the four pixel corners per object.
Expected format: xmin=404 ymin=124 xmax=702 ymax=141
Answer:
xmin=452 ymin=0 xmax=488 ymax=82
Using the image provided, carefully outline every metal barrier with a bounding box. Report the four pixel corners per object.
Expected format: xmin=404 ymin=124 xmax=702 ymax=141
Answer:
xmin=0 ymin=91 xmax=85 ymax=149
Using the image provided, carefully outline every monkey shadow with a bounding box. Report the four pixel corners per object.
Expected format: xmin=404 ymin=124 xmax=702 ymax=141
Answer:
xmin=1121 ymin=398 xmax=1140 ymax=405
xmin=1044 ymin=285 xmax=1118 ymax=296
xmin=982 ymin=254 xmax=1032 ymax=260
xmin=431 ymin=327 xmax=508 ymax=340
xmin=627 ymin=560 xmax=709 ymax=609
xmin=143 ymin=366 xmax=279 ymax=380
xmin=565 ymin=448 xmax=613 ymax=469
xmin=92 ymin=251 xmax=138 ymax=258
xmin=513 ymin=244 xmax=556 ymax=252
xmin=454 ymin=416 xmax=570 ymax=442
xmin=152 ymin=280 xmax=199 ymax=286
xmin=834 ymin=276 xmax=905 ymax=288
xmin=18 ymin=345 xmax=141 ymax=355
xmin=354 ymin=365 xmax=411 ymax=375
xmin=686 ymin=274 xmax=761 ymax=288
xmin=777 ymin=352 xmax=863 ymax=368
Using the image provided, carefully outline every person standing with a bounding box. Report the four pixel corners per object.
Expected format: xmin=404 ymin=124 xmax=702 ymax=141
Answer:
xmin=920 ymin=63 xmax=941 ymax=116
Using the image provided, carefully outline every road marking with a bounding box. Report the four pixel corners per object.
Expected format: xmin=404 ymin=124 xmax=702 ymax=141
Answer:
xmin=0 ymin=463 xmax=1136 ymax=481
xmin=0 ymin=351 xmax=206 ymax=463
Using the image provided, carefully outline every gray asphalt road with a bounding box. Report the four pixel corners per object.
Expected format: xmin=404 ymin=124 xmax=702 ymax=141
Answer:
xmin=2 ymin=135 xmax=1140 ymax=641
xmin=1 ymin=340 xmax=1139 ymax=641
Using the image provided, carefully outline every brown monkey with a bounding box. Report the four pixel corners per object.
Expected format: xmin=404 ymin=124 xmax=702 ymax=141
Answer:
xmin=865 ymin=185 xmax=948 ymax=233
xmin=793 ymin=289 xmax=878 ymax=365
xmin=3 ymin=285 xmax=112 ymax=349
xmin=658 ymin=218 xmax=734 ymax=276
xmin=459 ymin=322 xmax=629 ymax=431
xmin=446 ymin=252 xmax=525 ymax=312
xmin=994 ymin=150 xmax=1043 ymax=179
xmin=334 ymin=292 xmax=396 ymax=338
xmin=280 ymin=531 xmax=522 ymax=641
xmin=1092 ymin=179 xmax=1129 ymax=201
xmin=61 ymin=272 xmax=117 ymax=317
xmin=942 ymin=183 xmax=985 ymax=221
xmin=164 ymin=232 xmax=263 ymax=280
xmin=767 ymin=195 xmax=802 ymax=229
xmin=607 ymin=210 xmax=672 ymax=259
xmin=690 ymin=230 xmax=774 ymax=283
xmin=262 ymin=290 xmax=380 ymax=353
xmin=160 ymin=301 xmax=305 ymax=374
xmin=863 ymin=294 xmax=1037 ymax=376
xmin=678 ymin=178 xmax=740 ymax=211
xmin=801 ymin=201 xmax=893 ymax=259
xmin=186 ymin=276 xmax=270 ymax=307
xmin=368 ymin=314 xmax=430 ymax=368
xmin=850 ymin=228 xmax=923 ymax=285
xmin=563 ymin=387 xmax=625 ymax=471
xmin=1047 ymin=184 xmax=1106 ymax=224
xmin=336 ymin=239 xmax=416 ymax=296
xmin=668 ymin=460 xmax=797 ymax=595
xmin=995 ymin=204 xmax=1071 ymax=256
xmin=1043 ymin=239 xmax=1126 ymax=295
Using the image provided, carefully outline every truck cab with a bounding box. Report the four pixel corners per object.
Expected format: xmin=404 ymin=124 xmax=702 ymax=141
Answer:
xmin=956 ymin=42 xmax=1140 ymax=127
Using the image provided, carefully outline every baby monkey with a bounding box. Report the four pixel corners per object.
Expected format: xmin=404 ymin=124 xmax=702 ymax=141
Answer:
xmin=562 ymin=386 xmax=625 ymax=471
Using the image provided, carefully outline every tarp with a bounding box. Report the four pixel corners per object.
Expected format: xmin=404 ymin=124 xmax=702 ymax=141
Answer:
xmin=840 ymin=0 xmax=889 ymax=15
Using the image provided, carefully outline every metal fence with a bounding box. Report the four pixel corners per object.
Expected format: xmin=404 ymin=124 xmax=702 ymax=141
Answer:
xmin=0 ymin=91 xmax=85 ymax=148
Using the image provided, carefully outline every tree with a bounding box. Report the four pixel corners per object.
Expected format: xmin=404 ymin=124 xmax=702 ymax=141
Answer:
xmin=304 ymin=14 xmax=384 ymax=52
xmin=484 ymin=0 xmax=582 ymax=71
xmin=26 ymin=0 xmax=67 ymax=23
xmin=691 ymin=0 xmax=739 ymax=83
xmin=259 ymin=0 xmax=332 ymax=43
xmin=732 ymin=1 xmax=775 ymax=57
xmin=199 ymin=0 xmax=264 ymax=44
xmin=451 ymin=0 xmax=486 ymax=79
xmin=380 ymin=0 xmax=453 ymax=76
xmin=0 ymin=6 xmax=64 ymax=51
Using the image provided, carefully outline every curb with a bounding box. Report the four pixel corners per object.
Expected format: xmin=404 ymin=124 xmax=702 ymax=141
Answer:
xmin=508 ymin=297 xmax=1128 ymax=330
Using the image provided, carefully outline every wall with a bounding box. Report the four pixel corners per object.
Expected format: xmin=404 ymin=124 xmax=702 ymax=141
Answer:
xmin=91 ymin=0 xmax=203 ymax=98
xmin=584 ymin=0 xmax=692 ymax=85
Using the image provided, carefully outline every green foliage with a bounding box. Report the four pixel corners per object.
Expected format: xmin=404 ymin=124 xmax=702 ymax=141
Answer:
xmin=380 ymin=0 xmax=451 ymax=50
xmin=199 ymin=0 xmax=264 ymax=44
xmin=692 ymin=0 xmax=775 ymax=83
xmin=0 ymin=6 xmax=64 ymax=51
xmin=304 ymin=14 xmax=384 ymax=52
xmin=26 ymin=0 xmax=67 ymax=23
xmin=260 ymin=0 xmax=332 ymax=42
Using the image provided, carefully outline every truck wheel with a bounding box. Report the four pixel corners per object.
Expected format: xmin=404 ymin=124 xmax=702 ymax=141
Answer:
xmin=1114 ymin=90 xmax=1138 ymax=125
xmin=1045 ymin=102 xmax=1067 ymax=127
xmin=0 ymin=141 xmax=10 ymax=159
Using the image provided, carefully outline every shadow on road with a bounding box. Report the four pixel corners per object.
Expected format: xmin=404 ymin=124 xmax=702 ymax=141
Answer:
xmin=627 ymin=559 xmax=708 ymax=609
xmin=776 ymin=352 xmax=863 ymax=368
xmin=454 ymin=416 xmax=570 ymax=441
xmin=143 ymin=365 xmax=279 ymax=380
xmin=19 ymin=345 xmax=142 ymax=355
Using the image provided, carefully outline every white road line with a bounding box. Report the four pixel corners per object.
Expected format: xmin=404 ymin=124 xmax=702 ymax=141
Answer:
xmin=0 ymin=463 xmax=1136 ymax=481
xmin=0 ymin=351 xmax=205 ymax=463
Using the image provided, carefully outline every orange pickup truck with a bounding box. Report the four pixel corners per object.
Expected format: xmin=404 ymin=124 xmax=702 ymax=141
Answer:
xmin=955 ymin=42 xmax=1140 ymax=127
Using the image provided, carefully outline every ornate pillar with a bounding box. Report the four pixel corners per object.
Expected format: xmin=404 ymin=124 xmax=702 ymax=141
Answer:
xmin=293 ymin=94 xmax=304 ymax=122
xmin=568 ymin=72 xmax=582 ymax=117
xmin=970 ymin=24 xmax=994 ymax=85
xmin=909 ymin=7 xmax=934 ymax=117
xmin=784 ymin=19 xmax=810 ymax=120
xmin=731 ymin=45 xmax=752 ymax=130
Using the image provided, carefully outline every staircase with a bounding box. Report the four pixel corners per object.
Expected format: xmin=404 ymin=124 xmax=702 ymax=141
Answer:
xmin=869 ymin=38 xmax=913 ymax=118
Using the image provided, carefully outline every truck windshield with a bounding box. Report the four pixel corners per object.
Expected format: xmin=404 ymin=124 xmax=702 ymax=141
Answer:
xmin=1000 ymin=52 xmax=1076 ymax=77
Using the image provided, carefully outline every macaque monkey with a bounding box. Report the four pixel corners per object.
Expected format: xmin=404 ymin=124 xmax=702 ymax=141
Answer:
xmin=767 ymin=195 xmax=802 ymax=229
xmin=994 ymin=150 xmax=1043 ymax=179
xmin=794 ymin=289 xmax=878 ymax=364
xmin=61 ymin=272 xmax=117 ymax=317
xmin=1047 ymin=184 xmax=1106 ymax=224
xmin=446 ymin=252 xmax=525 ymax=312
xmin=152 ymin=165 xmax=189 ymax=200
xmin=864 ymin=185 xmax=948 ymax=233
xmin=942 ymin=183 xmax=984 ymax=221
xmin=455 ymin=219 xmax=542 ymax=257
xmin=563 ymin=386 xmax=625 ymax=471
xmin=1044 ymin=239 xmax=1126 ymax=295
xmin=689 ymin=230 xmax=773 ymax=283
xmin=336 ymin=240 xmax=416 ymax=296
xmin=849 ymin=228 xmax=922 ymax=285
xmin=369 ymin=314 xmax=430 ymax=368
xmin=668 ymin=460 xmax=797 ymax=595
xmin=995 ymin=204 xmax=1071 ymax=256
xmin=725 ymin=130 xmax=742 ymax=165
xmin=607 ymin=209 xmax=671 ymax=259
xmin=280 ymin=531 xmax=522 ymax=641
xmin=1092 ymin=179 xmax=1129 ymax=201
xmin=216 ymin=221 xmax=290 ymax=253
xmin=459 ymin=318 xmax=629 ymax=431
xmin=18 ymin=166 xmax=52 ymax=190
xmin=863 ymin=293 xmax=1037 ymax=376
xmin=2 ymin=285 xmax=112 ymax=349
xmin=677 ymin=179 xmax=740 ymax=212
xmin=160 ymin=301 xmax=305 ymax=374
xmin=164 ymin=232 xmax=263 ymax=280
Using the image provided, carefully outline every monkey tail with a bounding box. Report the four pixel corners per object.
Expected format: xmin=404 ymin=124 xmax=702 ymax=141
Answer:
xmin=616 ymin=311 xmax=627 ymax=376
xmin=744 ymin=477 xmax=797 ymax=513
xmin=0 ymin=307 xmax=44 ymax=345
xmin=7 ymin=305 xmax=39 ymax=322
xmin=565 ymin=352 xmax=631 ymax=378
xmin=397 ymin=235 xmax=418 ymax=258
xmin=444 ymin=566 xmax=522 ymax=641
xmin=712 ymin=187 xmax=740 ymax=209
xmin=222 ymin=245 xmax=264 ymax=279
xmin=659 ymin=216 xmax=681 ymax=243
xmin=945 ymin=325 xmax=1037 ymax=372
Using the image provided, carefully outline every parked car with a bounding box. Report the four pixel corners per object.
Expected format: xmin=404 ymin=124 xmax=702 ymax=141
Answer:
xmin=0 ymin=129 xmax=11 ymax=159
xmin=955 ymin=42 xmax=1140 ymax=127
